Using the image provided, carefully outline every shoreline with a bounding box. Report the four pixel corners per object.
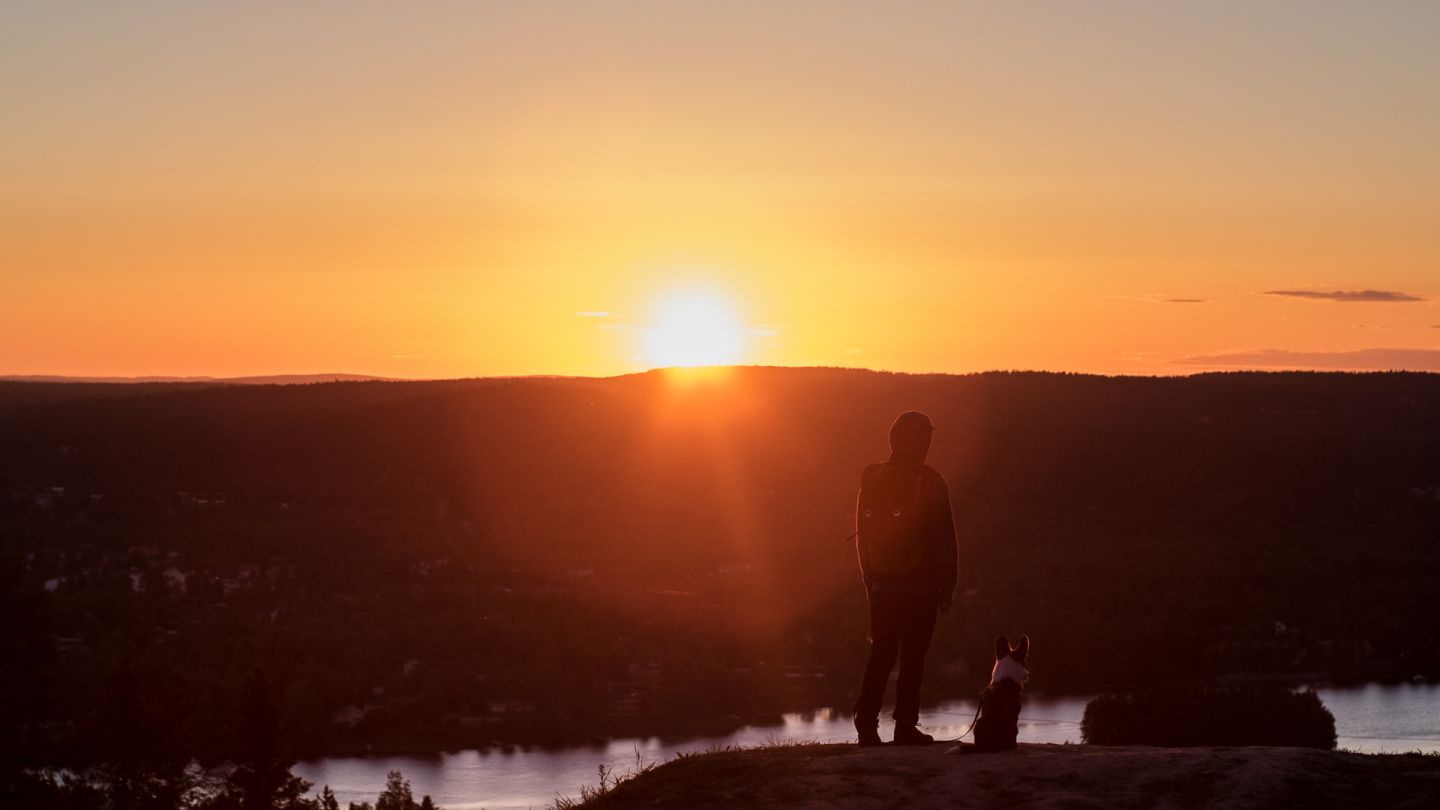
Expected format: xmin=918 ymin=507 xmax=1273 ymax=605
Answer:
xmin=290 ymin=678 xmax=1437 ymax=763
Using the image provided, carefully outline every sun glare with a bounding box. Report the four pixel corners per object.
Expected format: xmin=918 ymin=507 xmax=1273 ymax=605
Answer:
xmin=642 ymin=291 xmax=746 ymax=369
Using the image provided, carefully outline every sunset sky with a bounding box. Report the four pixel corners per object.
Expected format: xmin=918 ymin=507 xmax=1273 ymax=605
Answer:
xmin=3 ymin=1 xmax=1438 ymax=378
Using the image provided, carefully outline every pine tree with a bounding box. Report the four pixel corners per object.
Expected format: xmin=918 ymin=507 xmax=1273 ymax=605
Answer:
xmin=90 ymin=664 xmax=208 ymax=810
xmin=375 ymin=771 xmax=415 ymax=810
xmin=319 ymin=786 xmax=341 ymax=810
xmin=226 ymin=669 xmax=312 ymax=810
xmin=418 ymin=796 xmax=436 ymax=810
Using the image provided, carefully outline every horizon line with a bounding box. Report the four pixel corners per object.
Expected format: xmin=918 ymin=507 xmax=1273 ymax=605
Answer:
xmin=4 ymin=364 xmax=1440 ymax=385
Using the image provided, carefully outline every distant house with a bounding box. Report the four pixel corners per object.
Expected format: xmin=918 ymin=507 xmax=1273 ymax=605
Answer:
xmin=416 ymin=558 xmax=449 ymax=575
xmin=34 ymin=486 xmax=66 ymax=510
xmin=162 ymin=567 xmax=190 ymax=592
xmin=781 ymin=665 xmax=826 ymax=682
xmin=628 ymin=661 xmax=663 ymax=687
xmin=330 ymin=705 xmax=369 ymax=727
xmin=452 ymin=713 xmax=499 ymax=729
xmin=1409 ymin=484 xmax=1440 ymax=503
xmin=175 ymin=491 xmax=230 ymax=509
xmin=52 ymin=636 xmax=87 ymax=654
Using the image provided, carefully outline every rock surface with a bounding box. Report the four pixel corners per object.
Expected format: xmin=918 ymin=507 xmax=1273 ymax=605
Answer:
xmin=575 ymin=743 xmax=1440 ymax=809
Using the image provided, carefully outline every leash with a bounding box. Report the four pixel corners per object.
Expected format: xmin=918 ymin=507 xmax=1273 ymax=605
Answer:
xmin=935 ymin=690 xmax=987 ymax=743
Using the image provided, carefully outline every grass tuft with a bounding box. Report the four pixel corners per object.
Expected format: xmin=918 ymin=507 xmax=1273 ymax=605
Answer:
xmin=553 ymin=740 xmax=845 ymax=807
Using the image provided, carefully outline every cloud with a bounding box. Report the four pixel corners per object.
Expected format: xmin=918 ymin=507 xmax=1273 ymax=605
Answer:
xmin=575 ymin=311 xmax=610 ymax=318
xmin=1171 ymin=348 xmax=1440 ymax=371
xmin=1262 ymin=289 xmax=1423 ymax=303
xmin=1163 ymin=298 xmax=1207 ymax=304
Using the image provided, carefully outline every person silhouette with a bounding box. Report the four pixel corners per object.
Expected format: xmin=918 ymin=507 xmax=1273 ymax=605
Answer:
xmin=852 ymin=410 xmax=958 ymax=745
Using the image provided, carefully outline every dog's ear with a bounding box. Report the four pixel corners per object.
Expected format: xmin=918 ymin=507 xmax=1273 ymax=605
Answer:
xmin=1013 ymin=635 xmax=1030 ymax=665
xmin=994 ymin=635 xmax=1009 ymax=661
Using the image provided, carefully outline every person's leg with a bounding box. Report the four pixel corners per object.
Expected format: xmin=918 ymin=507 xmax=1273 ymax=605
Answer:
xmin=892 ymin=593 xmax=939 ymax=730
xmin=854 ymin=593 xmax=902 ymax=733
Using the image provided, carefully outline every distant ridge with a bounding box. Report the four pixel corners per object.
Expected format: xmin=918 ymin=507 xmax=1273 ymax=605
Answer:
xmin=0 ymin=373 xmax=395 ymax=385
xmin=6 ymin=367 xmax=1439 ymax=386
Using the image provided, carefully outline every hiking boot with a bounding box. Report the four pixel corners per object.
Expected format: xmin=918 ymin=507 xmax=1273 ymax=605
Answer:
xmin=892 ymin=725 xmax=935 ymax=745
xmin=855 ymin=718 xmax=883 ymax=747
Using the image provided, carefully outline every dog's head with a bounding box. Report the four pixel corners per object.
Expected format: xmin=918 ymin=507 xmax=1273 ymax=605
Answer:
xmin=990 ymin=634 xmax=1030 ymax=686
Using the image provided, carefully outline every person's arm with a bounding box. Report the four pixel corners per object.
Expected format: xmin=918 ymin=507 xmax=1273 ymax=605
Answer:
xmin=934 ymin=475 xmax=959 ymax=611
xmin=856 ymin=466 xmax=874 ymax=593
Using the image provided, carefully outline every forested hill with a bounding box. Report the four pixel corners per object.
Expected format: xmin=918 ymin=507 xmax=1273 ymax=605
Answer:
xmin=3 ymin=369 xmax=1439 ymax=760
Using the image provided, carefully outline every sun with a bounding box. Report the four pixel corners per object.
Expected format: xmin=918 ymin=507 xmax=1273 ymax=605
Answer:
xmin=642 ymin=291 xmax=747 ymax=368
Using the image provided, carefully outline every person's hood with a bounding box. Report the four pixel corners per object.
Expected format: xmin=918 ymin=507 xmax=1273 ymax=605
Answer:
xmin=888 ymin=411 xmax=933 ymax=464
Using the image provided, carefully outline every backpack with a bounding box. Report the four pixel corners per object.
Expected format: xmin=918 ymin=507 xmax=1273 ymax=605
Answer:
xmin=858 ymin=463 xmax=928 ymax=578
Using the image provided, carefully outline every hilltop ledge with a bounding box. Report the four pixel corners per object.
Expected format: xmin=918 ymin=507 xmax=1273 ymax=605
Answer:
xmin=571 ymin=743 xmax=1440 ymax=809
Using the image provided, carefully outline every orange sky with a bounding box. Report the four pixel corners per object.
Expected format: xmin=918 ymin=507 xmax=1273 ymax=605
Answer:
xmin=3 ymin=2 xmax=1438 ymax=378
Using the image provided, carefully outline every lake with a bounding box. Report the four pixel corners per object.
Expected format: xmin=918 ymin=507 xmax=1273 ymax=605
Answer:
xmin=294 ymin=682 xmax=1440 ymax=810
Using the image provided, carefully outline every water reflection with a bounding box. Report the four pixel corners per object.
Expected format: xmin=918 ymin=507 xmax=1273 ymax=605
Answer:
xmin=294 ymin=684 xmax=1440 ymax=810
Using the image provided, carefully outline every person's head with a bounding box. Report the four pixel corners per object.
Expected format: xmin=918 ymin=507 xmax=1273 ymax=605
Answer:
xmin=888 ymin=410 xmax=934 ymax=464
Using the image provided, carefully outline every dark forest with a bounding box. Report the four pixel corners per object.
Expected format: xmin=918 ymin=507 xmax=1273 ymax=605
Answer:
xmin=4 ymin=369 xmax=1438 ymax=767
